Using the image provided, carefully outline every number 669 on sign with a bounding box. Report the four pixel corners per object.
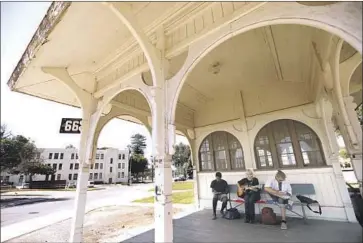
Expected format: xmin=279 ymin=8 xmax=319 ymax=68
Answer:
xmin=59 ymin=118 xmax=82 ymax=134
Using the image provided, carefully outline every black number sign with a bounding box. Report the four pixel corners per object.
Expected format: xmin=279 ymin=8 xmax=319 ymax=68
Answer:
xmin=59 ymin=118 xmax=82 ymax=134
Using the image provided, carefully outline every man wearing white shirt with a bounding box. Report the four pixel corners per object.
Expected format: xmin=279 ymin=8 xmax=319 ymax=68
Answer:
xmin=264 ymin=170 xmax=292 ymax=230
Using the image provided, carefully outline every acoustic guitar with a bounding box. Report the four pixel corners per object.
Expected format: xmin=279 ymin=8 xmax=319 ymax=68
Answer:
xmin=237 ymin=184 xmax=259 ymax=198
xmin=237 ymin=184 xmax=246 ymax=198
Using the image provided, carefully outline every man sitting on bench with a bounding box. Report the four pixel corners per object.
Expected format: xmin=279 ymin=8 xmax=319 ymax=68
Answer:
xmin=237 ymin=169 xmax=260 ymax=223
xmin=264 ymin=170 xmax=292 ymax=230
xmin=210 ymin=172 xmax=229 ymax=220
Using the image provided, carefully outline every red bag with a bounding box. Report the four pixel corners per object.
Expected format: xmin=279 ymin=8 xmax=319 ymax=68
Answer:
xmin=261 ymin=207 xmax=277 ymax=225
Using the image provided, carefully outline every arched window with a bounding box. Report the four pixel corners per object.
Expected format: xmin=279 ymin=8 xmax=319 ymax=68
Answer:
xmin=254 ymin=119 xmax=326 ymax=169
xmin=199 ymin=131 xmax=244 ymax=171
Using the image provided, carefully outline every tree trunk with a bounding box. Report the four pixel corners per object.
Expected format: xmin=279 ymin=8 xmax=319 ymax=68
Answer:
xmin=45 ymin=174 xmax=49 ymax=181
xmin=29 ymin=174 xmax=33 ymax=189
xmin=151 ymin=166 xmax=154 ymax=183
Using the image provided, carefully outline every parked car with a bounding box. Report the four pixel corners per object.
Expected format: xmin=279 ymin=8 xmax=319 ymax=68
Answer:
xmin=16 ymin=183 xmax=29 ymax=189
xmin=88 ymin=181 xmax=95 ymax=188
xmin=67 ymin=182 xmax=76 ymax=188
xmin=174 ymin=176 xmax=186 ymax=182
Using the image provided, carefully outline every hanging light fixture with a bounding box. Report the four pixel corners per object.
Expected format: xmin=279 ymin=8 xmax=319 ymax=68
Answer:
xmin=209 ymin=62 xmax=221 ymax=75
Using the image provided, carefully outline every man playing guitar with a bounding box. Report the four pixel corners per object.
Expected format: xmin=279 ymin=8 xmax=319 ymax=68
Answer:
xmin=237 ymin=169 xmax=260 ymax=223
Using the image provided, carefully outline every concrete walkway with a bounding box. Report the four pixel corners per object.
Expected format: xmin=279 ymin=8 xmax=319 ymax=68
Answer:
xmin=123 ymin=209 xmax=362 ymax=243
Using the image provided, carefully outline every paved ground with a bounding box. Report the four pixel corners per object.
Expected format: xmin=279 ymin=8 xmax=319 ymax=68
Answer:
xmin=0 ymin=184 xmax=155 ymax=242
xmin=6 ymin=205 xmax=187 ymax=243
xmin=123 ymin=209 xmax=363 ymax=243
xmin=1 ymin=184 xmax=152 ymax=227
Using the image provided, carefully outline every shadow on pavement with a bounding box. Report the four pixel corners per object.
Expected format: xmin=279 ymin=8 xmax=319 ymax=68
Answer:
xmin=0 ymin=197 xmax=70 ymax=209
xmin=122 ymin=209 xmax=362 ymax=243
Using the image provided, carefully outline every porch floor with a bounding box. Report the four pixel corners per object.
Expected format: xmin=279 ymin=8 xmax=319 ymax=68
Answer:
xmin=123 ymin=209 xmax=362 ymax=242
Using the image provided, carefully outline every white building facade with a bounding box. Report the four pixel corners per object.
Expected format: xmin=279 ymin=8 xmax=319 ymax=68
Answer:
xmin=1 ymin=148 xmax=129 ymax=186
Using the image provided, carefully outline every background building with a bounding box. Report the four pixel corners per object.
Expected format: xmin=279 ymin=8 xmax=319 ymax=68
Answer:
xmin=0 ymin=147 xmax=129 ymax=186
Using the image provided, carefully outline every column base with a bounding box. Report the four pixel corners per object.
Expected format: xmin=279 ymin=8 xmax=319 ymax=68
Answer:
xmin=69 ymin=166 xmax=89 ymax=243
xmin=154 ymin=155 xmax=173 ymax=243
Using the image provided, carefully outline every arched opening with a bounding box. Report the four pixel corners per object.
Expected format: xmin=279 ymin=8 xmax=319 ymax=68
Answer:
xmin=94 ymin=89 xmax=153 ymax=184
xmin=349 ymin=63 xmax=362 ymax=111
xmin=198 ymin=131 xmax=245 ymax=172
xmin=172 ymin=24 xmax=346 ymax=129
xmin=254 ymin=119 xmax=326 ymax=170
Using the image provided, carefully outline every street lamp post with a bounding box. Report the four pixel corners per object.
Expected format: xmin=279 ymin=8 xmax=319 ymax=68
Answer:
xmin=151 ymin=156 xmax=154 ymax=183
xmin=128 ymin=146 xmax=132 ymax=186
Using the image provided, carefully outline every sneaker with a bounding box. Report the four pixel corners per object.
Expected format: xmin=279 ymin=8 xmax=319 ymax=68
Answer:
xmin=212 ymin=215 xmax=217 ymax=220
xmin=281 ymin=222 xmax=287 ymax=230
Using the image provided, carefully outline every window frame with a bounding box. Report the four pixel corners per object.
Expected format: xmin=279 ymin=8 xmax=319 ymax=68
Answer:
xmin=198 ymin=131 xmax=245 ymax=172
xmin=254 ymin=119 xmax=326 ymax=170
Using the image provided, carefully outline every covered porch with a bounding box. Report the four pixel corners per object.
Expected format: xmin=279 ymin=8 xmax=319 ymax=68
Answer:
xmin=123 ymin=209 xmax=362 ymax=243
xmin=7 ymin=1 xmax=362 ymax=243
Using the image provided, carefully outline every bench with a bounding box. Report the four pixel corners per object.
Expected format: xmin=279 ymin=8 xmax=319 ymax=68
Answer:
xmin=228 ymin=183 xmax=318 ymax=221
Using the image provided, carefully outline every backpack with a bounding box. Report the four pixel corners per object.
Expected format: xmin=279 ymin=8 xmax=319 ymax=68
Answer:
xmin=261 ymin=207 xmax=277 ymax=225
xmin=224 ymin=208 xmax=241 ymax=220
xmin=296 ymin=195 xmax=322 ymax=215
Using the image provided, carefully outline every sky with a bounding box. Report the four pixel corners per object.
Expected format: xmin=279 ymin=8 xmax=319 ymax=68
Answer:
xmin=0 ymin=2 xmax=188 ymax=158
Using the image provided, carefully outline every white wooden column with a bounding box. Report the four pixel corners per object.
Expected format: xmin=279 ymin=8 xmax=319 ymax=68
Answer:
xmin=69 ymin=102 xmax=98 ymax=242
xmin=187 ymin=130 xmax=200 ymax=210
xmin=318 ymin=97 xmax=357 ymax=222
xmin=40 ymin=67 xmax=100 ymax=242
xmin=343 ymin=96 xmax=362 ymax=194
xmin=152 ymin=86 xmax=173 ymax=243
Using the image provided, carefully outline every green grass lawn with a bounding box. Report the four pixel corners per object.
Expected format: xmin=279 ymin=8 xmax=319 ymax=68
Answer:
xmin=133 ymin=190 xmax=194 ymax=204
xmin=148 ymin=181 xmax=194 ymax=192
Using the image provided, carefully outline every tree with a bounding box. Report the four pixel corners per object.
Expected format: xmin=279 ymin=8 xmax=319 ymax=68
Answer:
xmin=1 ymin=135 xmax=34 ymax=171
xmin=128 ymin=133 xmax=148 ymax=181
xmin=339 ymin=148 xmax=349 ymax=159
xmin=172 ymin=142 xmax=191 ymax=176
xmin=0 ymin=128 xmax=56 ymax=183
xmin=130 ymin=133 xmax=147 ymax=155
xmin=130 ymin=154 xmax=148 ymax=181
xmin=0 ymin=124 xmax=11 ymax=139
xmin=65 ymin=144 xmax=75 ymax=149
